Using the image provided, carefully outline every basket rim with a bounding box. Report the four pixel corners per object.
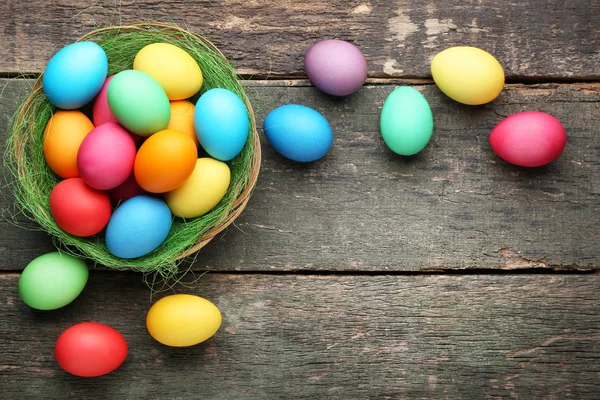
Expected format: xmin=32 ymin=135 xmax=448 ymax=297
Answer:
xmin=11 ymin=21 xmax=262 ymax=267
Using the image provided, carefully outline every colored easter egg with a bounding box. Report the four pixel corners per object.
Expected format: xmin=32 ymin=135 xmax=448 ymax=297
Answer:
xmin=431 ymin=46 xmax=504 ymax=105
xmin=107 ymin=70 xmax=170 ymax=136
xmin=42 ymin=42 xmax=108 ymax=109
xmin=305 ymin=39 xmax=368 ymax=96
xmin=43 ymin=110 xmax=94 ymax=178
xmin=18 ymin=252 xmax=88 ymax=311
xmin=55 ymin=322 xmax=128 ymax=377
xmin=146 ymin=294 xmax=221 ymax=347
xmin=134 ymin=129 xmax=197 ymax=193
xmin=49 ymin=178 xmax=112 ymax=237
xmin=92 ymin=75 xmax=118 ymax=126
xmin=167 ymin=100 xmax=198 ymax=146
xmin=490 ymin=111 xmax=567 ymax=167
xmin=165 ymin=158 xmax=230 ymax=218
xmin=77 ymin=123 xmax=137 ymax=190
xmin=105 ymin=196 xmax=172 ymax=259
xmin=380 ymin=86 xmax=434 ymax=156
xmin=194 ymin=88 xmax=249 ymax=161
xmin=107 ymin=172 xmax=147 ymax=205
xmin=263 ymin=104 xmax=333 ymax=162
xmin=133 ymin=43 xmax=203 ymax=100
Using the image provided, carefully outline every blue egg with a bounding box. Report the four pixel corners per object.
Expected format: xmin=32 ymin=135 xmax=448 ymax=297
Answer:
xmin=105 ymin=196 xmax=172 ymax=259
xmin=42 ymin=42 xmax=108 ymax=109
xmin=263 ymin=104 xmax=333 ymax=162
xmin=194 ymin=88 xmax=249 ymax=161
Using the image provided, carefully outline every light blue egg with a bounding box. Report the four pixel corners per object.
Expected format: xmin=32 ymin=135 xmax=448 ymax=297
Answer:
xmin=105 ymin=196 xmax=172 ymax=259
xmin=42 ymin=42 xmax=108 ymax=110
xmin=263 ymin=104 xmax=333 ymax=162
xmin=194 ymin=88 xmax=249 ymax=161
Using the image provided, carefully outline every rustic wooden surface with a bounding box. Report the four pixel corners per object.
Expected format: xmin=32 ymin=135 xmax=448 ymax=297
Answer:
xmin=1 ymin=1 xmax=599 ymax=398
xmin=1 ymin=80 xmax=598 ymax=272
xmin=1 ymin=0 xmax=599 ymax=79
xmin=1 ymin=272 xmax=600 ymax=399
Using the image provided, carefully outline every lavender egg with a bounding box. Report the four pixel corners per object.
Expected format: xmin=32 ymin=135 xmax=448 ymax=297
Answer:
xmin=305 ymin=39 xmax=368 ymax=96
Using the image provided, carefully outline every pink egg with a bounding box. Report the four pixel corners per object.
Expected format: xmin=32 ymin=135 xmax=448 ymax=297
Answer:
xmin=92 ymin=76 xmax=119 ymax=126
xmin=107 ymin=172 xmax=147 ymax=205
xmin=305 ymin=39 xmax=368 ymax=96
xmin=490 ymin=111 xmax=566 ymax=167
xmin=77 ymin=123 xmax=137 ymax=190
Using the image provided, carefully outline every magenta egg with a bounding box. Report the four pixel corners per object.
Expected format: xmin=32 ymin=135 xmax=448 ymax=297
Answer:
xmin=77 ymin=123 xmax=137 ymax=190
xmin=305 ymin=39 xmax=368 ymax=96
xmin=489 ymin=111 xmax=566 ymax=167
xmin=92 ymin=76 xmax=119 ymax=126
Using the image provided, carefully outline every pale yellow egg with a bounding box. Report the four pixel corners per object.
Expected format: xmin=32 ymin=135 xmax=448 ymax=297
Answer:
xmin=431 ymin=46 xmax=505 ymax=105
xmin=164 ymin=158 xmax=231 ymax=218
xmin=134 ymin=43 xmax=203 ymax=100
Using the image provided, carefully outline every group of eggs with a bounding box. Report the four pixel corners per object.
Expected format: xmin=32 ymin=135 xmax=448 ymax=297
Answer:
xmin=275 ymin=40 xmax=567 ymax=167
xmin=20 ymin=36 xmax=568 ymax=378
xmin=43 ymin=40 xmax=249 ymax=259
xmin=19 ymin=252 xmax=222 ymax=377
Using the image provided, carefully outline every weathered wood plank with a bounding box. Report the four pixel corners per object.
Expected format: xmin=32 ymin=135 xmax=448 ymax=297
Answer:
xmin=1 ymin=0 xmax=599 ymax=78
xmin=0 ymin=272 xmax=599 ymax=399
xmin=1 ymin=80 xmax=598 ymax=271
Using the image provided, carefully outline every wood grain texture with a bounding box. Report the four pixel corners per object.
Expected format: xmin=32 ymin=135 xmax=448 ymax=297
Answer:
xmin=1 ymin=80 xmax=598 ymax=272
xmin=0 ymin=272 xmax=599 ymax=399
xmin=1 ymin=0 xmax=599 ymax=79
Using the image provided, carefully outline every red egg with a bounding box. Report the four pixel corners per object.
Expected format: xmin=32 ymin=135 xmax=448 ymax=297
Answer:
xmin=107 ymin=172 xmax=147 ymax=205
xmin=55 ymin=322 xmax=128 ymax=378
xmin=77 ymin=123 xmax=137 ymax=190
xmin=49 ymin=178 xmax=111 ymax=237
xmin=489 ymin=111 xmax=566 ymax=167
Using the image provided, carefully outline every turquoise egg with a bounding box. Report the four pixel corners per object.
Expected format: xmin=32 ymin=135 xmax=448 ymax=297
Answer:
xmin=263 ymin=104 xmax=333 ymax=162
xmin=105 ymin=195 xmax=172 ymax=259
xmin=380 ymin=87 xmax=434 ymax=156
xmin=194 ymin=88 xmax=249 ymax=161
xmin=42 ymin=42 xmax=108 ymax=109
xmin=107 ymin=70 xmax=171 ymax=137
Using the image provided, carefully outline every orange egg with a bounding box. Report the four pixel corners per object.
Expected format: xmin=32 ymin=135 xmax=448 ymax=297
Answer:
xmin=134 ymin=129 xmax=197 ymax=193
xmin=167 ymin=100 xmax=198 ymax=146
xmin=43 ymin=111 xmax=95 ymax=178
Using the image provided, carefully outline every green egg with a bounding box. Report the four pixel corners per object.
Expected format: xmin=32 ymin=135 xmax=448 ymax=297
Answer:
xmin=380 ymin=86 xmax=434 ymax=156
xmin=18 ymin=252 xmax=89 ymax=310
xmin=107 ymin=69 xmax=171 ymax=137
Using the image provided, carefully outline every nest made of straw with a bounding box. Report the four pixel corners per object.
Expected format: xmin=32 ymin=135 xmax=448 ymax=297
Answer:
xmin=4 ymin=22 xmax=261 ymax=278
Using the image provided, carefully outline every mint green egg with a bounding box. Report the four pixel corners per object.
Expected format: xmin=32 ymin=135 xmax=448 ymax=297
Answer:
xmin=380 ymin=86 xmax=434 ymax=156
xmin=107 ymin=70 xmax=170 ymax=137
xmin=18 ymin=252 xmax=89 ymax=310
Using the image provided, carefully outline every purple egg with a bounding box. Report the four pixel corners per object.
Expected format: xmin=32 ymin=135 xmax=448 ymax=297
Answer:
xmin=305 ymin=39 xmax=368 ymax=96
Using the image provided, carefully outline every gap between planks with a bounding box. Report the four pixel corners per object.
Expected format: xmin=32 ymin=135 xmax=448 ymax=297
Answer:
xmin=0 ymin=268 xmax=597 ymax=277
xmin=2 ymin=72 xmax=600 ymax=87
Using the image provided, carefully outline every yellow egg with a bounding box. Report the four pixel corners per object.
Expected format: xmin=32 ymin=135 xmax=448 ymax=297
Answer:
xmin=133 ymin=43 xmax=203 ymax=100
xmin=431 ymin=46 xmax=505 ymax=105
xmin=164 ymin=158 xmax=231 ymax=218
xmin=146 ymin=294 xmax=222 ymax=347
xmin=167 ymin=100 xmax=198 ymax=146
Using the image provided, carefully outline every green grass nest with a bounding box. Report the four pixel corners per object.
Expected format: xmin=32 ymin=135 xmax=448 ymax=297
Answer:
xmin=5 ymin=22 xmax=261 ymax=278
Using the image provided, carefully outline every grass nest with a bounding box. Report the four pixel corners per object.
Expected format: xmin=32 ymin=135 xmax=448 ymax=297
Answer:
xmin=4 ymin=22 xmax=261 ymax=278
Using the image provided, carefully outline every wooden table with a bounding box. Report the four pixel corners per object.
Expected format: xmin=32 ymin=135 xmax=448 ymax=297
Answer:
xmin=1 ymin=1 xmax=599 ymax=398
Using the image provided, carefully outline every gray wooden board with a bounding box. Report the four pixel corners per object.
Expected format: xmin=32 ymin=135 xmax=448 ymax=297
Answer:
xmin=1 ymin=79 xmax=599 ymax=272
xmin=0 ymin=272 xmax=599 ymax=399
xmin=1 ymin=0 xmax=599 ymax=79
